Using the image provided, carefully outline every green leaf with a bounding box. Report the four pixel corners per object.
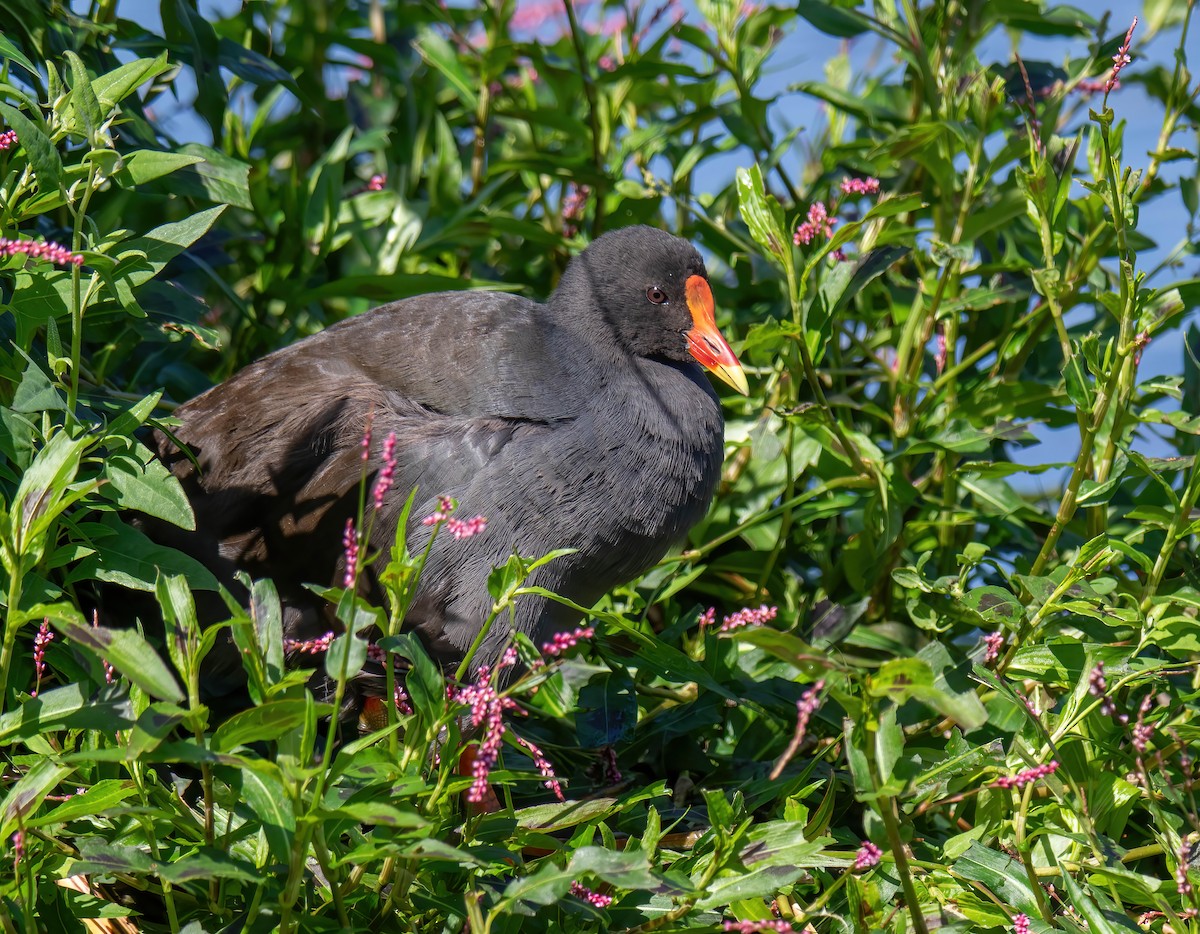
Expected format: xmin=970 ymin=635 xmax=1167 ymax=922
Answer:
xmin=102 ymin=444 xmax=196 ymax=529
xmin=0 ymin=102 xmax=63 ymax=196
xmin=115 ymin=150 xmax=205 ymax=187
xmin=212 ymin=699 xmax=313 ymax=753
xmin=0 ymin=683 xmax=133 ymax=742
xmin=736 ymin=164 xmax=790 ymax=264
xmin=31 ymin=779 xmax=138 ymax=828
xmin=50 ymin=616 xmax=184 ymax=703
xmin=113 ymin=205 xmax=226 ymax=290
xmin=91 ymin=53 xmax=171 ymax=108
xmin=952 ymin=842 xmax=1041 ymax=915
xmin=239 ymin=761 xmax=295 ymax=864
xmin=0 ymin=756 xmax=74 ymax=841
xmin=70 ymin=516 xmax=219 ymax=592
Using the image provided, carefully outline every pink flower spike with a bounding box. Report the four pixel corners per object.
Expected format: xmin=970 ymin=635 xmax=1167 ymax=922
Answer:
xmin=0 ymin=129 xmax=17 ymax=151
xmin=719 ymin=604 xmax=777 ymax=632
xmin=32 ymin=618 xmax=53 ymax=697
xmin=284 ymin=631 xmax=335 ymax=655
xmin=698 ymin=607 xmax=716 ymax=629
xmin=854 ymin=840 xmax=882 ymax=870
xmin=982 ymin=631 xmax=1004 ymax=663
xmin=0 ymin=237 xmax=84 ymax=267
xmin=372 ymin=431 xmax=398 ymax=510
xmin=1105 ymin=17 xmax=1137 ymax=94
xmin=1178 ymin=842 xmax=1193 ymax=896
xmin=1013 ymin=913 xmax=1031 ymax=934
xmin=422 ymin=495 xmax=456 ymax=526
xmin=992 ymin=760 xmax=1058 ymax=789
xmin=445 ymin=515 xmax=487 ymax=540
xmin=366 ymin=173 xmax=386 ymax=191
xmin=570 ymin=881 xmax=613 ymax=908
xmin=342 ymin=518 xmax=360 ymax=587
xmin=839 ymin=176 xmax=880 ymax=196
xmin=515 ymin=734 xmax=564 ymax=800
xmin=541 ymin=625 xmax=595 ymax=659
xmin=722 ymin=921 xmax=793 ymax=933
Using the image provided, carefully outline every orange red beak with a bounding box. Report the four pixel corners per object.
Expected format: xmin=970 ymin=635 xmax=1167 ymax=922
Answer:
xmin=685 ymin=275 xmax=748 ymax=395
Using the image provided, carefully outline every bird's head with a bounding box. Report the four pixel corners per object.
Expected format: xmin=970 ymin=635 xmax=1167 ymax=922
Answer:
xmin=554 ymin=225 xmax=748 ymax=395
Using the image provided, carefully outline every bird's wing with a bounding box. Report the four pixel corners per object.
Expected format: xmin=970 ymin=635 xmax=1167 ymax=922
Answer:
xmin=152 ymin=291 xmax=582 ymax=580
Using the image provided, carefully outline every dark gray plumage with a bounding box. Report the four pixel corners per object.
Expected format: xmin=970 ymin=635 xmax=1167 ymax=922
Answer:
xmin=144 ymin=225 xmax=745 ymax=700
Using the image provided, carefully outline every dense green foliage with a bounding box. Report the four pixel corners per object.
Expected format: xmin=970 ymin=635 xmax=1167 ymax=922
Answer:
xmin=0 ymin=0 xmax=1198 ymax=930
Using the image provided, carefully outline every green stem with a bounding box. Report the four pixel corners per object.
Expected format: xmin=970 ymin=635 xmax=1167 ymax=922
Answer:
xmin=877 ymin=796 xmax=929 ymax=934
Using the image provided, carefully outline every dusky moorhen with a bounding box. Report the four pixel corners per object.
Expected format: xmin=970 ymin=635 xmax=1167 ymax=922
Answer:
xmin=147 ymin=225 xmax=746 ymax=699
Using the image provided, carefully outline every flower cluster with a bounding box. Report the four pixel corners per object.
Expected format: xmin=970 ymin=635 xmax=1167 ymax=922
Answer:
xmin=1106 ymin=17 xmax=1137 ymax=94
xmin=32 ymin=618 xmax=54 ymax=698
xmin=854 ymin=840 xmax=882 ymax=870
xmin=372 ymin=431 xmax=398 ymax=509
xmin=366 ymin=173 xmax=386 ymax=191
xmin=1178 ymin=842 xmax=1193 ymax=896
xmin=422 ymin=495 xmax=488 ymax=540
xmin=284 ymin=631 xmax=335 ymax=654
xmin=0 ymin=129 xmax=16 ymax=150
xmin=992 ymin=760 xmax=1058 ymax=789
xmin=840 ymin=176 xmax=880 ymax=196
xmin=570 ymin=881 xmax=613 ymax=908
xmin=541 ymin=625 xmax=594 ymax=659
xmin=1088 ymin=662 xmax=1127 ymax=722
xmin=457 ymin=665 xmax=518 ymax=803
xmin=0 ymin=237 xmax=84 ymax=267
xmin=794 ymin=177 xmax=881 ymax=262
xmin=1013 ymin=913 xmax=1031 ymax=934
xmin=719 ymin=604 xmax=778 ymax=633
xmin=1131 ymin=693 xmax=1154 ymax=753
xmin=515 ymin=734 xmax=564 ymax=800
xmin=793 ymin=201 xmax=836 ymax=246
xmin=342 ymin=518 xmax=360 ymax=587
xmin=722 ymin=921 xmax=793 ymax=933
xmin=982 ymin=631 xmax=1004 ymax=663
xmin=597 ymin=744 xmax=622 ymax=784
xmin=446 ymin=515 xmax=487 ymax=539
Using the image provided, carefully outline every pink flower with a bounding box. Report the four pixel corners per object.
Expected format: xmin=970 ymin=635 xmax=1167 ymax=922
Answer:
xmin=342 ymin=518 xmax=360 ymax=587
xmin=457 ymin=666 xmax=518 ymax=803
xmin=854 ymin=840 xmax=882 ymax=870
xmin=1088 ymin=662 xmax=1127 ymax=722
xmin=698 ymin=607 xmax=716 ymax=629
xmin=0 ymin=129 xmax=16 ymax=151
xmin=719 ymin=604 xmax=777 ymax=632
xmin=570 ymin=881 xmax=613 ymax=908
xmin=839 ymin=176 xmax=880 ymax=196
xmin=1106 ymin=17 xmax=1136 ymax=94
xmin=1132 ymin=693 xmax=1154 ymax=753
xmin=372 ymin=431 xmax=398 ymax=510
xmin=515 ymin=734 xmax=564 ymax=800
xmin=793 ymin=201 xmax=837 ymax=246
xmin=541 ymin=626 xmax=594 ymax=659
xmin=982 ymin=631 xmax=1004 ymax=663
xmin=0 ymin=237 xmax=84 ymax=267
xmin=394 ymin=682 xmax=413 ymax=715
xmin=32 ymin=618 xmax=53 ymax=698
xmin=11 ymin=829 xmax=23 ymax=869
xmin=366 ymin=173 xmax=386 ymax=191
xmin=597 ymin=744 xmax=622 ymax=784
xmin=992 ymin=760 xmax=1058 ymax=789
xmin=360 ymin=422 xmax=372 ymax=462
xmin=422 ymin=496 xmax=451 ymax=525
xmin=284 ymin=631 xmax=335 ymax=654
xmin=722 ymin=921 xmax=793 ymax=933
xmin=445 ymin=515 xmax=487 ymax=539
xmin=1178 ymin=842 xmax=1193 ymax=896
xmin=1013 ymin=913 xmax=1030 ymax=934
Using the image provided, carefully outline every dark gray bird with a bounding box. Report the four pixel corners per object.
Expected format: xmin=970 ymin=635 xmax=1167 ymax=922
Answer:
xmin=145 ymin=225 xmax=746 ymax=701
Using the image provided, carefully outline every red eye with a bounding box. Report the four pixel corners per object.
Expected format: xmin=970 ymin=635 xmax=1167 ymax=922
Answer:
xmin=647 ymin=287 xmax=668 ymax=305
